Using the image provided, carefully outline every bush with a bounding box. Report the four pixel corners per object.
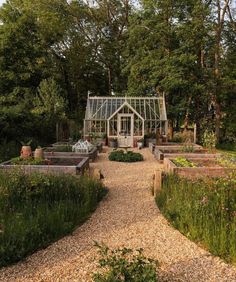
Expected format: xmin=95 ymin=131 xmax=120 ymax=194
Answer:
xmin=156 ymin=173 xmax=236 ymax=263
xmin=93 ymin=243 xmax=159 ymax=282
xmin=0 ymin=140 xmax=20 ymax=163
xmin=109 ymin=150 xmax=143 ymax=162
xmin=202 ymin=130 xmax=217 ymax=151
xmin=0 ymin=170 xmax=106 ymax=267
xmin=172 ymin=131 xmax=194 ymax=143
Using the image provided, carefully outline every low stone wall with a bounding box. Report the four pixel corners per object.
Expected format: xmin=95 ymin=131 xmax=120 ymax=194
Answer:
xmin=163 ymin=158 xmax=234 ymax=179
xmin=0 ymin=157 xmax=90 ymax=176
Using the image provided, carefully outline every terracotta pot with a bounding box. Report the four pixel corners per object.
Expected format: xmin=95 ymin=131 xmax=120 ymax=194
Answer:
xmin=21 ymin=146 xmax=32 ymax=159
xmin=34 ymin=148 xmax=44 ymax=159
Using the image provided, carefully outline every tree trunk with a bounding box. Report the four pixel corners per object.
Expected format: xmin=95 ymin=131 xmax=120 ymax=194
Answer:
xmin=168 ymin=120 xmax=174 ymax=140
xmin=215 ymin=101 xmax=221 ymax=142
xmin=108 ymin=66 xmax=112 ymax=96
xmin=213 ymin=0 xmax=229 ymax=143
xmin=183 ymin=110 xmax=189 ymax=132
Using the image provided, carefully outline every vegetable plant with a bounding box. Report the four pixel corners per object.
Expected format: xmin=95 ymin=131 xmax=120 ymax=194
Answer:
xmin=93 ymin=243 xmax=159 ymax=282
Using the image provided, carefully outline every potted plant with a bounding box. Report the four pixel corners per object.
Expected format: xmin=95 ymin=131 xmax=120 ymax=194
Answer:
xmin=109 ymin=138 xmax=118 ymax=148
xmin=34 ymin=146 xmax=44 ymax=159
xmin=20 ymin=140 xmax=32 ymax=159
xmin=137 ymin=138 xmax=144 ymax=149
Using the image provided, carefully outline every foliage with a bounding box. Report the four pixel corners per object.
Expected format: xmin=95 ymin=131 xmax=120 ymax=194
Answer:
xmin=109 ymin=150 xmax=143 ymax=162
xmin=34 ymin=78 xmax=66 ymax=118
xmin=145 ymin=133 xmax=156 ymax=139
xmin=217 ymin=143 xmax=236 ymax=155
xmin=0 ymin=170 xmax=106 ymax=267
xmin=20 ymin=140 xmax=32 ymax=146
xmin=156 ymin=173 xmax=236 ymax=263
xmin=202 ymin=130 xmax=217 ymax=151
xmin=10 ymin=157 xmax=45 ymax=165
xmin=172 ymin=131 xmax=194 ymax=143
xmin=172 ymin=157 xmax=196 ymax=167
xmin=216 ymin=156 xmax=236 ymax=169
xmin=0 ymin=140 xmax=20 ymax=163
xmin=93 ymin=243 xmax=159 ymax=282
xmin=181 ymin=144 xmax=195 ymax=153
xmin=0 ymin=0 xmax=236 ymax=147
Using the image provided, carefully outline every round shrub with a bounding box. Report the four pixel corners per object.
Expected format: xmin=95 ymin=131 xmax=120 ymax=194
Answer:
xmin=109 ymin=150 xmax=143 ymax=162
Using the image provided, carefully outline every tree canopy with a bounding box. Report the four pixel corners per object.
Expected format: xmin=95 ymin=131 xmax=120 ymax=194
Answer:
xmin=0 ymin=0 xmax=235 ymax=146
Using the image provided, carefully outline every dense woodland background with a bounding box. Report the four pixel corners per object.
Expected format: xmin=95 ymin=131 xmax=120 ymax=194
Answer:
xmin=0 ymin=0 xmax=236 ymax=157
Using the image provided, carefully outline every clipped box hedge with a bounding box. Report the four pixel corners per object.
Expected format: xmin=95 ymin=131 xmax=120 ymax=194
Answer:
xmin=109 ymin=150 xmax=143 ymax=162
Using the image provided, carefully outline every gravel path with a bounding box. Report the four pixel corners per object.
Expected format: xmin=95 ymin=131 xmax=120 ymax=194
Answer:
xmin=1 ymin=148 xmax=236 ymax=281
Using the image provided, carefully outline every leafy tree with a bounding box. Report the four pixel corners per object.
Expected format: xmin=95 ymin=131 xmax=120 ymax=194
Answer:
xmin=34 ymin=78 xmax=66 ymax=118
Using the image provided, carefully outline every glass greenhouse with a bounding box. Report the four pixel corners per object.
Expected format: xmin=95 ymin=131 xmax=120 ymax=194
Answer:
xmin=84 ymin=96 xmax=168 ymax=147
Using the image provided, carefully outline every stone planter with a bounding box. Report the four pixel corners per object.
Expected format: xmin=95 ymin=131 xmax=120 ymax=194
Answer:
xmin=21 ymin=146 xmax=32 ymax=159
xmin=34 ymin=148 xmax=44 ymax=159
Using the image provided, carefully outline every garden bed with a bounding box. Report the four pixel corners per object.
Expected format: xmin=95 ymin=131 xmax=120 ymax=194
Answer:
xmin=52 ymin=141 xmax=76 ymax=147
xmin=0 ymin=170 xmax=106 ymax=267
xmin=51 ymin=141 xmax=103 ymax=153
xmin=156 ymin=174 xmax=236 ymax=263
xmin=155 ymin=147 xmax=220 ymax=162
xmin=0 ymin=156 xmax=89 ymax=175
xmin=44 ymin=146 xmax=98 ymax=161
xmin=164 ymin=157 xmax=235 ymax=179
xmin=109 ymin=150 xmax=143 ymax=162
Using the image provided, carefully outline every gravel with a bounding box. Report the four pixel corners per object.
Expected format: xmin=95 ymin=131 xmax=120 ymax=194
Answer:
xmin=0 ymin=148 xmax=236 ymax=281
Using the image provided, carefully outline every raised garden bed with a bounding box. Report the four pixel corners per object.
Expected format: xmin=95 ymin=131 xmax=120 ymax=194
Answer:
xmin=155 ymin=147 xmax=220 ymax=162
xmin=164 ymin=157 xmax=235 ymax=179
xmin=0 ymin=156 xmax=89 ymax=175
xmin=44 ymin=146 xmax=98 ymax=161
xmin=52 ymin=141 xmax=103 ymax=153
xmin=150 ymin=142 xmax=202 ymax=155
xmin=52 ymin=141 xmax=75 ymax=147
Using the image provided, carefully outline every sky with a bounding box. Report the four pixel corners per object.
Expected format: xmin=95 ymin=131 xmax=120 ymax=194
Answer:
xmin=0 ymin=0 xmax=5 ymax=6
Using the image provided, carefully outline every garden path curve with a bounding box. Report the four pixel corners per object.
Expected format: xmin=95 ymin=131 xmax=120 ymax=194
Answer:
xmin=1 ymin=148 xmax=236 ymax=282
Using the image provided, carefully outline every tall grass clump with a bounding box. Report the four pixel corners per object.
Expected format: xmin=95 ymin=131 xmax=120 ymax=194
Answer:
xmin=156 ymin=173 xmax=236 ymax=263
xmin=0 ymin=169 xmax=106 ymax=267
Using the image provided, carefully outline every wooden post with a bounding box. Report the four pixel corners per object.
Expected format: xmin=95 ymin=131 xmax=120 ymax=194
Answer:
xmin=56 ymin=122 xmax=59 ymax=142
xmin=193 ymin=123 xmax=197 ymax=144
xmin=153 ymin=170 xmax=162 ymax=197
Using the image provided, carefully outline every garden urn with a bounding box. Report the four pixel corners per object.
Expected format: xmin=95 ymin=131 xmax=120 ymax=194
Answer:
xmin=34 ymin=148 xmax=44 ymax=159
xmin=21 ymin=146 xmax=32 ymax=159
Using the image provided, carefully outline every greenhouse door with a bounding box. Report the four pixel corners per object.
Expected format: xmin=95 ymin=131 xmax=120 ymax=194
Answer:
xmin=118 ymin=114 xmax=134 ymax=147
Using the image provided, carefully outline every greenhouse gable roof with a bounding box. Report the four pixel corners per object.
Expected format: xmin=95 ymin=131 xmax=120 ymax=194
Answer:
xmin=85 ymin=96 xmax=167 ymax=121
